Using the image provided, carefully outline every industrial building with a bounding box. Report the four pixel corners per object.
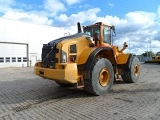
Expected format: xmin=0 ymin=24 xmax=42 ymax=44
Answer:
xmin=0 ymin=17 xmax=69 ymax=68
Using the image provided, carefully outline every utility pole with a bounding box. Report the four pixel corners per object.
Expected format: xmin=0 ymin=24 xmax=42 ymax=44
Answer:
xmin=147 ymin=43 xmax=149 ymax=60
xmin=129 ymin=43 xmax=130 ymax=53
xmin=149 ymin=38 xmax=151 ymax=60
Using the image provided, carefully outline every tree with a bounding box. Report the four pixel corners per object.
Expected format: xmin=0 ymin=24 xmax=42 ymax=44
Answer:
xmin=142 ymin=51 xmax=155 ymax=57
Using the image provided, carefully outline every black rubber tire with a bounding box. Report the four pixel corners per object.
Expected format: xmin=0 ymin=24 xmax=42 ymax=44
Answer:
xmin=84 ymin=58 xmax=114 ymax=95
xmin=121 ymin=57 xmax=140 ymax=83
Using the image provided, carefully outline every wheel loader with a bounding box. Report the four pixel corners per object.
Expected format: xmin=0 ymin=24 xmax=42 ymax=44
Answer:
xmin=34 ymin=22 xmax=140 ymax=95
xmin=145 ymin=51 xmax=160 ymax=64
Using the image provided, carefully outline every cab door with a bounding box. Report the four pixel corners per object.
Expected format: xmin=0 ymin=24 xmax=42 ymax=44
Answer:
xmin=103 ymin=26 xmax=111 ymax=44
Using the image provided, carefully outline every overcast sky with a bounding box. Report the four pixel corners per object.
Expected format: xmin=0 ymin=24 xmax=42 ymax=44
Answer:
xmin=0 ymin=0 xmax=160 ymax=55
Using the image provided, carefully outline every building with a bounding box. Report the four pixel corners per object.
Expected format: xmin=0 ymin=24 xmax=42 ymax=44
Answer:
xmin=0 ymin=17 xmax=70 ymax=68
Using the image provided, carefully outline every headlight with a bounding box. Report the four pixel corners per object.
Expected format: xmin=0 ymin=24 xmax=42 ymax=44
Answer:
xmin=62 ymin=55 xmax=67 ymax=63
xmin=61 ymin=50 xmax=67 ymax=63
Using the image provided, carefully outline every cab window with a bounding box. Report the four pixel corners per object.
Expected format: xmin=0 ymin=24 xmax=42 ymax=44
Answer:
xmin=84 ymin=26 xmax=100 ymax=40
xmin=103 ymin=26 xmax=111 ymax=44
xmin=93 ymin=26 xmax=100 ymax=40
xmin=84 ymin=27 xmax=92 ymax=36
xmin=156 ymin=52 xmax=160 ymax=56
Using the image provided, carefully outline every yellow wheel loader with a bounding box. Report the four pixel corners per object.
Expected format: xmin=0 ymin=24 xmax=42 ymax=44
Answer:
xmin=34 ymin=22 xmax=140 ymax=95
xmin=145 ymin=51 xmax=160 ymax=64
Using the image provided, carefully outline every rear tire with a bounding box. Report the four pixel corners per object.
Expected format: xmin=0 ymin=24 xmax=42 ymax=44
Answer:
xmin=84 ymin=58 xmax=114 ymax=95
xmin=121 ymin=57 xmax=140 ymax=83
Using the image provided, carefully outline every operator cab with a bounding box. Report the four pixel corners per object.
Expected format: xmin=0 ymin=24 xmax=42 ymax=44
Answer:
xmin=83 ymin=22 xmax=116 ymax=46
xmin=156 ymin=52 xmax=160 ymax=56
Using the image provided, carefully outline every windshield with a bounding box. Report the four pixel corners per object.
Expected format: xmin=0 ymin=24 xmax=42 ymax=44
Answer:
xmin=84 ymin=27 xmax=92 ymax=36
xmin=156 ymin=52 xmax=160 ymax=56
xmin=84 ymin=26 xmax=100 ymax=38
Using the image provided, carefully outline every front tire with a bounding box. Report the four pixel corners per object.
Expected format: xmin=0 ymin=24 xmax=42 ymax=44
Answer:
xmin=84 ymin=58 xmax=114 ymax=95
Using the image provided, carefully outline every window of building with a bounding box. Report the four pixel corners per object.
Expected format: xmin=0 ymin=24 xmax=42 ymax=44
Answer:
xmin=12 ymin=57 xmax=16 ymax=62
xmin=23 ymin=57 xmax=27 ymax=62
xmin=5 ymin=57 xmax=10 ymax=62
xmin=0 ymin=57 xmax=4 ymax=63
xmin=18 ymin=57 xmax=21 ymax=62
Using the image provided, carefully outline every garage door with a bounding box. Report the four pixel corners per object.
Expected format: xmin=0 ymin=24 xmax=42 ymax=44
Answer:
xmin=0 ymin=43 xmax=28 ymax=68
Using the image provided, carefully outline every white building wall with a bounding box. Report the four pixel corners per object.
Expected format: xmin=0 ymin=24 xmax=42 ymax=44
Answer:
xmin=0 ymin=17 xmax=71 ymax=68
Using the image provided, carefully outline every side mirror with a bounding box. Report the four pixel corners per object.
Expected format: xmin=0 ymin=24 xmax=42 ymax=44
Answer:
xmin=111 ymin=26 xmax=116 ymax=37
xmin=112 ymin=26 xmax=115 ymax=30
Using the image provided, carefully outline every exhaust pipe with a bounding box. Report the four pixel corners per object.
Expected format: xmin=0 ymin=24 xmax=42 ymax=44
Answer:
xmin=77 ymin=22 xmax=82 ymax=33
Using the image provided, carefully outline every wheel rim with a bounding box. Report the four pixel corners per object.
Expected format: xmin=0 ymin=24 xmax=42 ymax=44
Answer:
xmin=99 ymin=68 xmax=110 ymax=86
xmin=134 ymin=64 xmax=139 ymax=76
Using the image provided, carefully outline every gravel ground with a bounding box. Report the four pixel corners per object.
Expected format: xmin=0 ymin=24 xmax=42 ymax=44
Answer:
xmin=0 ymin=63 xmax=160 ymax=120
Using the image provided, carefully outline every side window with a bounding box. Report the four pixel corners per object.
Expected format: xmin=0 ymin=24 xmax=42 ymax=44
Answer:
xmin=93 ymin=26 xmax=100 ymax=41
xmin=103 ymin=26 xmax=111 ymax=44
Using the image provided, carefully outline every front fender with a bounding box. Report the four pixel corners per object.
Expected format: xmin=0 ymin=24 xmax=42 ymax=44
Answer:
xmin=77 ymin=47 xmax=116 ymax=71
xmin=117 ymin=54 xmax=136 ymax=69
xmin=76 ymin=47 xmax=96 ymax=65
